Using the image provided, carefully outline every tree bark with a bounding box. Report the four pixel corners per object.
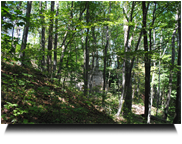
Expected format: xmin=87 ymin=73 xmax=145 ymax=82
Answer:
xmin=156 ymin=32 xmax=162 ymax=116
xmin=163 ymin=25 xmax=177 ymax=120
xmin=122 ymin=2 xmax=135 ymax=114
xmin=142 ymin=1 xmax=150 ymax=120
xmin=20 ymin=1 xmax=32 ymax=67
xmin=39 ymin=1 xmax=46 ymax=71
xmin=173 ymin=10 xmax=181 ymax=124
xmin=84 ymin=2 xmax=89 ymax=97
xmin=47 ymin=1 xmax=54 ymax=74
xmin=116 ymin=2 xmax=142 ymax=116
xmin=147 ymin=2 xmax=156 ymax=124
xmin=102 ymin=2 xmax=111 ymax=107
xmin=53 ymin=1 xmax=59 ymax=73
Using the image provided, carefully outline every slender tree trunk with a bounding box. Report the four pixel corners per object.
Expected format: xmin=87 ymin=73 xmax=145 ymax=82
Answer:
xmin=20 ymin=1 xmax=32 ymax=67
xmin=148 ymin=28 xmax=156 ymax=124
xmin=117 ymin=55 xmax=121 ymax=100
xmin=142 ymin=1 xmax=150 ymax=119
xmin=89 ymin=26 xmax=97 ymax=95
xmin=39 ymin=1 xmax=46 ymax=71
xmin=102 ymin=25 xmax=109 ymax=106
xmin=173 ymin=10 xmax=181 ymax=124
xmin=116 ymin=4 xmax=128 ymax=116
xmin=84 ymin=2 xmax=89 ymax=97
xmin=53 ymin=1 xmax=59 ymax=74
xmin=147 ymin=3 xmax=156 ymax=124
xmin=136 ymin=77 xmax=140 ymax=102
xmin=163 ymin=24 xmax=177 ymax=120
xmin=47 ymin=1 xmax=54 ymax=74
xmin=156 ymin=32 xmax=162 ymax=116
xmin=102 ymin=2 xmax=111 ymax=107
xmin=132 ymin=71 xmax=135 ymax=99
xmin=116 ymin=61 xmax=125 ymax=116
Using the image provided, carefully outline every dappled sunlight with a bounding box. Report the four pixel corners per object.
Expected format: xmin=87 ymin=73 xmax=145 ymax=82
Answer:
xmin=1 ymin=61 xmax=116 ymax=124
xmin=1 ymin=1 xmax=180 ymax=124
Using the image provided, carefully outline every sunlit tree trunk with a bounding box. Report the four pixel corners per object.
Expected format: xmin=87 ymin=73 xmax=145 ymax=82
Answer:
xmin=156 ymin=32 xmax=162 ymax=116
xmin=163 ymin=22 xmax=177 ymax=120
xmin=147 ymin=2 xmax=156 ymax=124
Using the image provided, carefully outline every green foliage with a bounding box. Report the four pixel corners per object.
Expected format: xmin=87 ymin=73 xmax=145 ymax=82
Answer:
xmin=1 ymin=1 xmax=180 ymax=124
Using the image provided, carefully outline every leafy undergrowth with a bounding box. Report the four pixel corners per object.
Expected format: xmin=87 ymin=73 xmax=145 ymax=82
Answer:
xmin=1 ymin=61 xmax=171 ymax=124
xmin=1 ymin=61 xmax=117 ymax=124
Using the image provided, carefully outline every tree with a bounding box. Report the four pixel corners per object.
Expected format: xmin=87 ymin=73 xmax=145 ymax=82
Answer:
xmin=20 ymin=1 xmax=32 ymax=67
xmin=53 ymin=1 xmax=59 ymax=73
xmin=147 ymin=2 xmax=157 ymax=124
xmin=173 ymin=8 xmax=181 ymax=124
xmin=47 ymin=1 xmax=54 ymax=74
xmin=142 ymin=1 xmax=150 ymax=120
xmin=102 ymin=1 xmax=111 ymax=107
xmin=84 ymin=1 xmax=89 ymax=97
xmin=1 ymin=1 xmax=181 ymax=124
xmin=39 ymin=1 xmax=47 ymax=71
xmin=163 ymin=16 xmax=177 ymax=120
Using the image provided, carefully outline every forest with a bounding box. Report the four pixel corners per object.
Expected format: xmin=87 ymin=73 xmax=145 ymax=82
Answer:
xmin=1 ymin=1 xmax=181 ymax=124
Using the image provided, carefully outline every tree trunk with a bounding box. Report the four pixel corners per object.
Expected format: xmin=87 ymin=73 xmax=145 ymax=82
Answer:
xmin=116 ymin=3 xmax=129 ymax=116
xmin=121 ymin=2 xmax=135 ymax=114
xmin=53 ymin=1 xmax=59 ymax=74
xmin=147 ymin=3 xmax=156 ymax=124
xmin=20 ymin=1 xmax=32 ymax=67
xmin=84 ymin=2 xmax=89 ymax=97
xmin=102 ymin=2 xmax=111 ymax=107
xmin=142 ymin=1 xmax=150 ymax=120
xmin=47 ymin=1 xmax=54 ymax=74
xmin=173 ymin=10 xmax=181 ymax=124
xmin=89 ymin=26 xmax=97 ymax=95
xmin=116 ymin=2 xmax=140 ymax=116
xmin=116 ymin=61 xmax=125 ymax=116
xmin=163 ymin=24 xmax=177 ymax=120
xmin=156 ymin=32 xmax=162 ymax=116
xmin=39 ymin=1 xmax=46 ymax=71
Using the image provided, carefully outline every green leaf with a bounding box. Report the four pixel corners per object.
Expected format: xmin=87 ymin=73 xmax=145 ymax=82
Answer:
xmin=18 ymin=79 xmax=25 ymax=85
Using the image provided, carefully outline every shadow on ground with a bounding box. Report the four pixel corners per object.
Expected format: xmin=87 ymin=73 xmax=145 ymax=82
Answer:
xmin=1 ymin=61 xmax=116 ymax=124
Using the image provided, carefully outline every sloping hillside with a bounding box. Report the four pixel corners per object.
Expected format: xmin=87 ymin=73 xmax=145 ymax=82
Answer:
xmin=1 ymin=61 xmax=116 ymax=124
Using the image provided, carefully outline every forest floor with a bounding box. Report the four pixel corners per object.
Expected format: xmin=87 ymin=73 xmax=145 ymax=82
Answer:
xmin=1 ymin=60 xmax=169 ymax=124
